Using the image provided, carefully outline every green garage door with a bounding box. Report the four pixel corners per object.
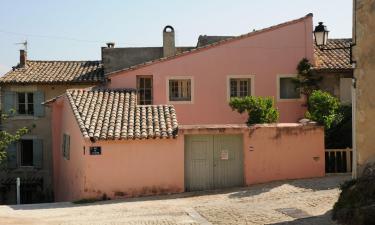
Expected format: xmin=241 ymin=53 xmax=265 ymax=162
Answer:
xmin=185 ymin=134 xmax=243 ymax=191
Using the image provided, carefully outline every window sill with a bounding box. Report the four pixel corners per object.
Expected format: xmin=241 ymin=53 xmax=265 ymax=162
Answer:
xmin=277 ymin=98 xmax=303 ymax=102
xmin=167 ymin=100 xmax=193 ymax=104
xmin=9 ymin=115 xmax=38 ymax=120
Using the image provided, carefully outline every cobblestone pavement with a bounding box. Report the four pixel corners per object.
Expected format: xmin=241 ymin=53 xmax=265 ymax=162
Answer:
xmin=0 ymin=175 xmax=349 ymax=225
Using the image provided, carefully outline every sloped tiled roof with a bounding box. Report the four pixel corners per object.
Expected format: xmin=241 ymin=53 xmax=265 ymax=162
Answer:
xmin=66 ymin=88 xmax=178 ymax=141
xmin=314 ymin=39 xmax=352 ymax=71
xmin=107 ymin=13 xmax=313 ymax=76
xmin=0 ymin=60 xmax=104 ymax=84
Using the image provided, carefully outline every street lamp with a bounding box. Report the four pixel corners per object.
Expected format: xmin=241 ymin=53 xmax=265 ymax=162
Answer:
xmin=313 ymin=22 xmax=353 ymax=64
xmin=313 ymin=22 xmax=329 ymax=46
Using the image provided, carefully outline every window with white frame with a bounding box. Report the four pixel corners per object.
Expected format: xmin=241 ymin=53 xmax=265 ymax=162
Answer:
xmin=230 ymin=78 xmax=252 ymax=98
xmin=17 ymin=92 xmax=34 ymax=115
xmin=169 ymin=79 xmax=191 ymax=101
xmin=279 ymin=77 xmax=300 ymax=99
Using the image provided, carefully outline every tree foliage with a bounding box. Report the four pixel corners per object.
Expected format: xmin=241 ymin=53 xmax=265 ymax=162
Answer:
xmin=293 ymin=58 xmax=322 ymax=108
xmin=0 ymin=110 xmax=28 ymax=162
xmin=306 ymin=90 xmax=341 ymax=129
xmin=229 ymin=96 xmax=279 ymax=125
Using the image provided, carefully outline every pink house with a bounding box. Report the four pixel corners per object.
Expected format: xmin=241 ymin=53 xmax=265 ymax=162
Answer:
xmin=48 ymin=14 xmax=325 ymax=202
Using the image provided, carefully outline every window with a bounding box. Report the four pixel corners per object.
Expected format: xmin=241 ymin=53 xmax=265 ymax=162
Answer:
xmin=20 ymin=140 xmax=33 ymax=167
xmin=169 ymin=79 xmax=191 ymax=101
xmin=62 ymin=134 xmax=70 ymax=160
xmin=230 ymin=78 xmax=252 ymax=98
xmin=17 ymin=92 xmax=34 ymax=115
xmin=137 ymin=76 xmax=153 ymax=105
xmin=279 ymin=77 xmax=300 ymax=100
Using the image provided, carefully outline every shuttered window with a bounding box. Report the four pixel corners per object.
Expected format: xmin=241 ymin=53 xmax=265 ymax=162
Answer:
xmin=8 ymin=139 xmax=43 ymax=169
xmin=17 ymin=93 xmax=34 ymax=115
xmin=62 ymin=134 xmax=70 ymax=160
xmin=1 ymin=90 xmax=44 ymax=117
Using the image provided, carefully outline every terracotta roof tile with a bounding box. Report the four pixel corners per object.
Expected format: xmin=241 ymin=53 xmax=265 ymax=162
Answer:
xmin=66 ymin=88 xmax=178 ymax=141
xmin=314 ymin=39 xmax=352 ymax=71
xmin=0 ymin=60 xmax=104 ymax=84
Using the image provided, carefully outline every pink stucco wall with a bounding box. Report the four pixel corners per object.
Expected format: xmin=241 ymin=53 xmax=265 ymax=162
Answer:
xmin=52 ymin=96 xmax=87 ymax=201
xmin=243 ymin=124 xmax=325 ymax=185
xmin=51 ymin=97 xmax=184 ymax=202
xmin=107 ymin=15 xmax=313 ymax=124
xmin=180 ymin=123 xmax=324 ymax=187
xmin=52 ymin=94 xmax=324 ymax=202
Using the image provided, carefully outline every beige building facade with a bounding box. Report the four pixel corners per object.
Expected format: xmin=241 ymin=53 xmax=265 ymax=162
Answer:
xmin=0 ymin=58 xmax=103 ymax=204
xmin=353 ymin=0 xmax=375 ymax=176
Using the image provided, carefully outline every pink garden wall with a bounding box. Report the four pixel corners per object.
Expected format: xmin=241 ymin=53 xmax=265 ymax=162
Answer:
xmin=52 ymin=94 xmax=324 ymax=202
xmin=107 ymin=15 xmax=313 ymax=125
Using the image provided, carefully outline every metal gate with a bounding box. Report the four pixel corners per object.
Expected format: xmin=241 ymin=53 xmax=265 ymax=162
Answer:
xmin=185 ymin=134 xmax=243 ymax=191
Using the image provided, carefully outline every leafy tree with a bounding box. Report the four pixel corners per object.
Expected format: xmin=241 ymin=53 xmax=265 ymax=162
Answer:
xmin=293 ymin=58 xmax=322 ymax=108
xmin=306 ymin=90 xmax=340 ymax=129
xmin=229 ymin=96 xmax=279 ymax=125
xmin=0 ymin=110 xmax=28 ymax=163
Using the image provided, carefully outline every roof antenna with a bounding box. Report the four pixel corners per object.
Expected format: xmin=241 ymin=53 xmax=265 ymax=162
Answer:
xmin=15 ymin=40 xmax=28 ymax=51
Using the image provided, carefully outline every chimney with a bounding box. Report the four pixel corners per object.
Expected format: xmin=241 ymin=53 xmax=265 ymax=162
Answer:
xmin=106 ymin=42 xmax=115 ymax=48
xmin=19 ymin=49 xmax=27 ymax=67
xmin=163 ymin=25 xmax=176 ymax=57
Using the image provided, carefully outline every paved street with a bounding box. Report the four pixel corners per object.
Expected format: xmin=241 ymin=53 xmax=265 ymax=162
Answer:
xmin=0 ymin=175 xmax=349 ymax=225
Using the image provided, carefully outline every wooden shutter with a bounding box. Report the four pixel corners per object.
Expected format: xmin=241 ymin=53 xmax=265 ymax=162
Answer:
xmin=6 ymin=142 xmax=17 ymax=169
xmin=2 ymin=91 xmax=16 ymax=115
xmin=33 ymin=91 xmax=45 ymax=117
xmin=66 ymin=135 xmax=70 ymax=160
xmin=33 ymin=139 xmax=43 ymax=169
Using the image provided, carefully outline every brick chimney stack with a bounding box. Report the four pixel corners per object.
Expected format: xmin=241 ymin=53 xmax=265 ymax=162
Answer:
xmin=20 ymin=49 xmax=27 ymax=67
xmin=163 ymin=25 xmax=176 ymax=57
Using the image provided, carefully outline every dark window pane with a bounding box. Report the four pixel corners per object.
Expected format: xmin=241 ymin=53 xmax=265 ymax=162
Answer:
xmin=28 ymin=103 xmax=34 ymax=115
xmin=280 ymin=78 xmax=300 ymax=99
xmin=18 ymin=93 xmax=25 ymax=103
xmin=18 ymin=104 xmax=26 ymax=114
xmin=21 ymin=140 xmax=33 ymax=166
xmin=27 ymin=93 xmax=34 ymax=103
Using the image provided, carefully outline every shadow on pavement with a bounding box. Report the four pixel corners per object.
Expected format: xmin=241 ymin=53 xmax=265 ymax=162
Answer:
xmin=4 ymin=175 xmax=350 ymax=211
xmin=268 ymin=210 xmax=336 ymax=225
xmin=229 ymin=175 xmax=350 ymax=199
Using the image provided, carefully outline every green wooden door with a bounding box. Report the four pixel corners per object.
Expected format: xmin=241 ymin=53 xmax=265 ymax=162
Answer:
xmin=185 ymin=135 xmax=243 ymax=191
xmin=185 ymin=135 xmax=214 ymax=191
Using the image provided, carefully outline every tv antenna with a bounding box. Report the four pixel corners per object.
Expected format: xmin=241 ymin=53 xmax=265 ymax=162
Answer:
xmin=15 ymin=40 xmax=28 ymax=51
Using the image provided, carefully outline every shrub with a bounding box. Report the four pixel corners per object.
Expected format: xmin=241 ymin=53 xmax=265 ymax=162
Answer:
xmin=229 ymin=96 xmax=279 ymax=125
xmin=332 ymin=163 xmax=375 ymax=225
xmin=306 ymin=90 xmax=340 ymax=129
xmin=325 ymin=105 xmax=352 ymax=149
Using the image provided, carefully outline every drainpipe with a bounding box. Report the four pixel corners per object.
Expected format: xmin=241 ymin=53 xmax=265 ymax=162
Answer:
xmin=351 ymin=0 xmax=357 ymax=179
xmin=16 ymin=177 xmax=20 ymax=204
xmin=352 ymin=78 xmax=357 ymax=179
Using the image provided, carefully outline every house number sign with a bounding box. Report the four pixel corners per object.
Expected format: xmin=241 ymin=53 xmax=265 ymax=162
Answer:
xmin=220 ymin=150 xmax=229 ymax=160
xmin=90 ymin=146 xmax=102 ymax=155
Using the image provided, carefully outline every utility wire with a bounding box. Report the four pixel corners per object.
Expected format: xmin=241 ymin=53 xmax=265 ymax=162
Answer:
xmin=0 ymin=29 xmax=145 ymax=46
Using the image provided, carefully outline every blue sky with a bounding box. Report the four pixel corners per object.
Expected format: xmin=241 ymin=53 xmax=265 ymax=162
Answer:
xmin=0 ymin=0 xmax=352 ymax=75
